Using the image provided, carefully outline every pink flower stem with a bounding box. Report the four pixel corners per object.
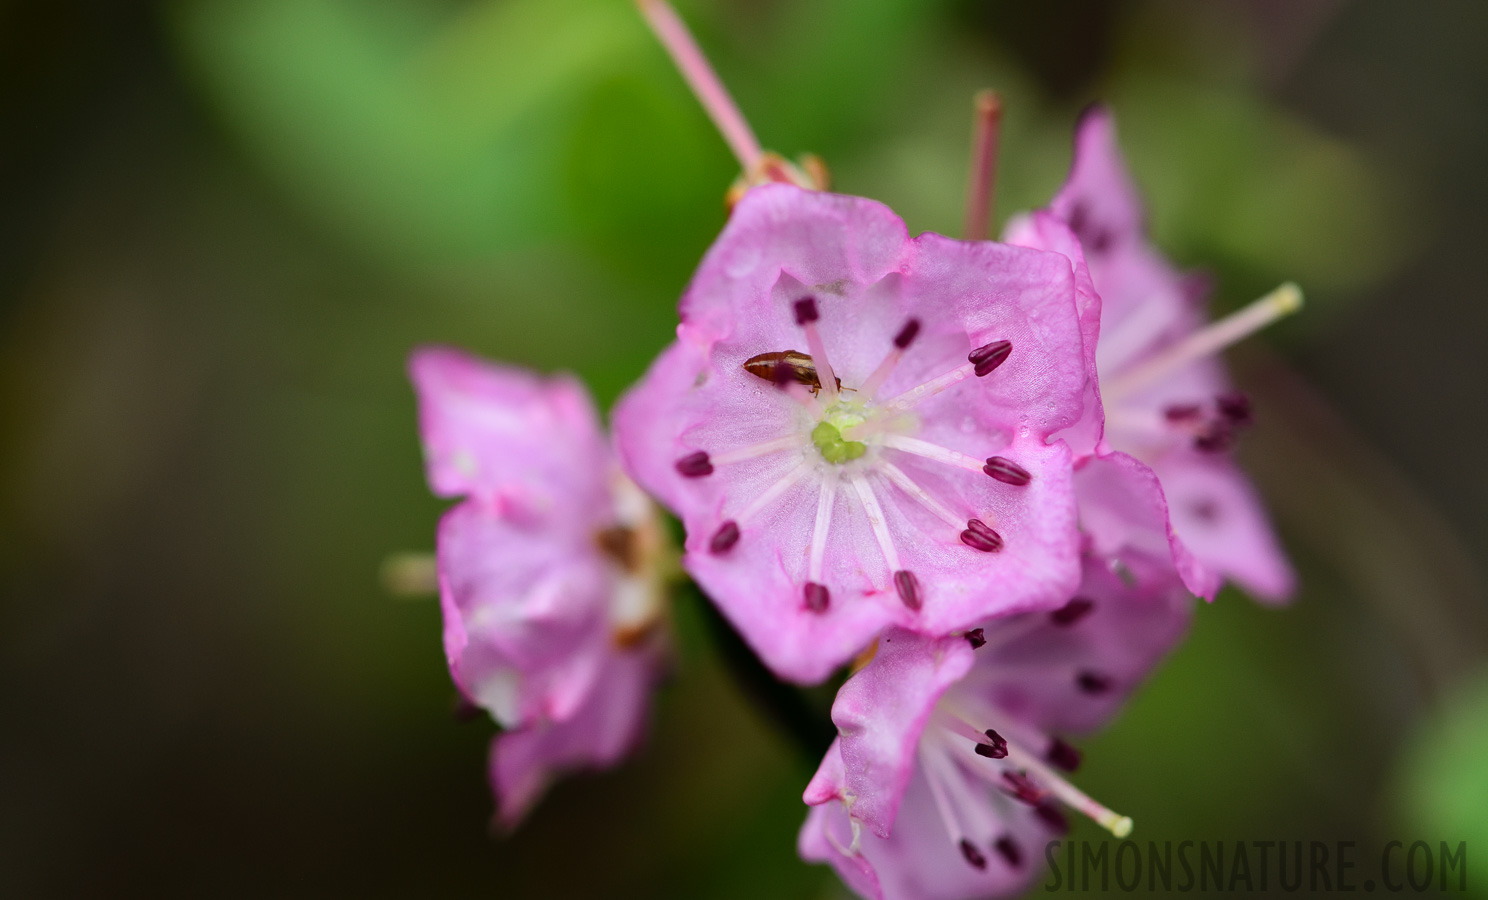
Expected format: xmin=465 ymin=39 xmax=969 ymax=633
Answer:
xmin=962 ymin=90 xmax=1003 ymax=241
xmin=636 ymin=0 xmax=763 ymax=172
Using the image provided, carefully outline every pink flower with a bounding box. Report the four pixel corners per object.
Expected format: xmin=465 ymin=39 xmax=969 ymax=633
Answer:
xmin=613 ymin=183 xmax=1089 ymax=684
xmin=1006 ymin=108 xmax=1299 ymax=602
xmin=799 ymin=552 xmax=1191 ymax=900
xmin=410 ymin=346 xmax=668 ymax=828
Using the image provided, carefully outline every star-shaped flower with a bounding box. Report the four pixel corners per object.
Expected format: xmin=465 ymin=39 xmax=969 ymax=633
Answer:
xmin=411 ymin=347 xmax=668 ymax=828
xmin=613 ymin=183 xmax=1089 ymax=683
xmin=799 ymin=551 xmax=1191 ymax=900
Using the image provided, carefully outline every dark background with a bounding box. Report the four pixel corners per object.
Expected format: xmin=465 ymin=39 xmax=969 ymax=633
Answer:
xmin=2 ymin=0 xmax=1486 ymax=896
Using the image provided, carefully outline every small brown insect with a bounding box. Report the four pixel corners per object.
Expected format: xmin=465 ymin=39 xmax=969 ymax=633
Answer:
xmin=743 ymin=350 xmax=843 ymax=395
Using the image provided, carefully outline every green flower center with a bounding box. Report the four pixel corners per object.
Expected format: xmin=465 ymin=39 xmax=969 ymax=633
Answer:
xmin=812 ymin=405 xmax=868 ymax=464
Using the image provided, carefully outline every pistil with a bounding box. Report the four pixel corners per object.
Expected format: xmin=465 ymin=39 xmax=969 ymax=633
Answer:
xmin=1103 ymin=282 xmax=1303 ymax=402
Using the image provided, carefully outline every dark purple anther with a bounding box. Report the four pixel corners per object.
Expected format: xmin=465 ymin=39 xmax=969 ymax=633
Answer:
xmin=1076 ymin=670 xmax=1113 ymax=695
xmin=893 ymin=570 xmax=921 ymax=611
xmin=1193 ymin=422 xmax=1234 ymax=453
xmin=1035 ymin=804 xmax=1070 ymax=835
xmin=965 ymin=628 xmax=986 ymax=649
xmin=1217 ymin=391 xmax=1253 ymax=426
xmin=1050 ymin=597 xmax=1094 ymax=626
xmin=983 ymin=456 xmax=1031 ymax=486
xmin=803 ymin=581 xmax=830 ymax=613
xmin=968 ymin=340 xmax=1012 ymax=377
xmin=960 ymin=518 xmax=1004 ymax=553
xmin=995 ymin=836 xmax=1024 ymax=868
xmin=793 ymin=296 xmax=819 ymax=325
xmin=675 ymin=451 xmax=713 ymax=477
xmin=975 ymin=729 xmax=1008 ymax=759
xmin=709 ymin=520 xmax=740 ymax=554
xmin=1046 ymin=738 xmax=1082 ymax=773
xmin=1164 ymin=404 xmax=1202 ymax=423
xmin=960 ymin=839 xmax=988 ymax=871
xmin=1001 ymin=771 xmax=1043 ymax=805
xmin=893 ymin=318 xmax=921 ymax=349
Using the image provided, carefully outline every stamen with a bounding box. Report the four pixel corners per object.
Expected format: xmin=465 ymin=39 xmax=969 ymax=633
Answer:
xmin=1103 ymin=282 xmax=1303 ymax=401
xmin=982 ymin=456 xmax=1031 ymax=485
xmin=960 ymin=840 xmax=988 ymax=871
xmin=1076 ymin=671 xmax=1113 ymax=695
xmin=877 ymin=462 xmax=965 ymax=530
xmin=962 ymin=90 xmax=1003 ymax=242
xmin=808 ymin=469 xmax=840 ymax=583
xmin=635 ymin=0 xmax=763 ymax=172
xmin=711 ymin=434 xmax=806 ymax=465
xmin=918 ymin=744 xmax=979 ymax=869
xmin=994 ymin=836 xmax=1023 ymax=869
xmin=974 ymin=729 xmax=1008 ymax=759
xmin=880 ymin=435 xmax=987 ymax=474
xmin=1045 ymin=738 xmax=1082 ymax=773
xmin=1050 ymin=597 xmax=1094 ymax=626
xmin=675 ymin=451 xmax=713 ymax=477
xmin=850 ymin=476 xmax=902 ymax=588
xmin=735 ymin=459 xmax=810 ymax=523
xmin=857 ymin=318 xmax=921 ymax=399
xmin=964 ymin=628 xmax=986 ymax=649
xmin=803 ymin=581 xmax=830 ymax=613
xmin=1217 ymin=391 xmax=1253 ymax=425
xmin=709 ymin=520 xmax=740 ymax=554
xmin=960 ymin=518 xmax=1004 ymax=552
xmin=880 ymin=362 xmax=975 ymax=411
xmin=1002 ymin=739 xmax=1133 ymax=838
xmin=1035 ymin=803 xmax=1070 ymax=834
xmin=794 ymin=297 xmax=839 ymax=403
xmin=1001 ymin=771 xmax=1044 ymax=805
xmin=968 ymin=340 xmax=1012 ymax=377
xmin=893 ymin=570 xmax=921 ymax=611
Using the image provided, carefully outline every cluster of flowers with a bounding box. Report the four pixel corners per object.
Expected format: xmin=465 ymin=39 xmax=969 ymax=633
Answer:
xmin=406 ymin=4 xmax=1298 ymax=897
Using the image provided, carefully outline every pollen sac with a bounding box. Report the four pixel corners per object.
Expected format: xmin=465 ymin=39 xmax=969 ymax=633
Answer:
xmin=960 ymin=518 xmax=1004 ymax=553
xmin=975 ymin=728 xmax=1008 ymax=759
xmin=1050 ymin=597 xmax=1094 ymax=626
xmin=793 ymin=296 xmax=820 ymax=325
xmin=1217 ymin=391 xmax=1253 ymax=425
xmin=968 ymin=339 xmax=1012 ymax=377
xmin=1035 ymin=803 xmax=1070 ymax=835
xmin=982 ymin=456 xmax=1031 ymax=486
xmin=960 ymin=839 xmax=988 ymax=871
xmin=1001 ymin=771 xmax=1043 ymax=805
xmin=709 ymin=520 xmax=740 ymax=554
xmin=995 ymin=836 xmax=1024 ymax=868
xmin=1193 ymin=422 xmax=1235 ymax=453
xmin=892 ymin=318 xmax=921 ymax=349
xmin=803 ymin=581 xmax=830 ymax=613
xmin=675 ymin=451 xmax=713 ymax=477
xmin=1076 ymin=670 xmax=1113 ymax=695
xmin=964 ymin=627 xmax=987 ymax=649
xmin=1045 ymin=737 xmax=1082 ymax=772
xmin=893 ymin=570 xmax=922 ymax=611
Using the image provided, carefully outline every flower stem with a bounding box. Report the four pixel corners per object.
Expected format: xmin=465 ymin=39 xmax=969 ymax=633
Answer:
xmin=636 ymin=0 xmax=763 ymax=172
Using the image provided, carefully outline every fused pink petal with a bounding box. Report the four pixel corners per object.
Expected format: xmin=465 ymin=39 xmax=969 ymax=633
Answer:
xmin=489 ymin=649 xmax=655 ymax=830
xmin=808 ymin=630 xmax=976 ymax=836
xmin=614 ymin=185 xmax=1087 ymax=683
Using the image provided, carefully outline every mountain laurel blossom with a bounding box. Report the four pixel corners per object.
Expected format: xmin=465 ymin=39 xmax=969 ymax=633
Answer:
xmin=614 ymin=184 xmax=1090 ymax=684
xmin=799 ymin=552 xmax=1191 ymax=900
xmin=410 ymin=347 xmax=669 ymax=828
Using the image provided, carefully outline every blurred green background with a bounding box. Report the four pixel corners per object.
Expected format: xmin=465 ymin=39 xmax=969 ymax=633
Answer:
xmin=3 ymin=0 xmax=1487 ymax=896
